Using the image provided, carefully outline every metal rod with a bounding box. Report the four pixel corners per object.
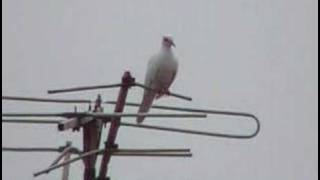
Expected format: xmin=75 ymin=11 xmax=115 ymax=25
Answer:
xmin=2 ymin=147 xmax=81 ymax=154
xmin=2 ymin=147 xmax=61 ymax=153
xmin=114 ymin=148 xmax=190 ymax=153
xmin=3 ymin=147 xmax=190 ymax=154
xmin=2 ymin=112 xmax=206 ymax=118
xmin=33 ymin=149 xmax=192 ymax=177
xmin=106 ymin=101 xmax=258 ymax=117
xmin=110 ymin=152 xmax=192 ymax=157
xmin=48 ymin=83 xmax=123 ymax=94
xmin=120 ymin=122 xmax=258 ymax=139
xmin=62 ymin=151 xmax=71 ymax=180
xmin=106 ymin=101 xmax=260 ymax=138
xmin=91 ymin=113 xmax=207 ymax=118
xmin=2 ymin=119 xmax=60 ymax=124
xmin=2 ymin=96 xmax=91 ymax=104
xmin=34 ymin=149 xmax=103 ymax=177
xmin=50 ymin=142 xmax=72 ymax=166
xmin=134 ymin=83 xmax=192 ymax=101
xmin=46 ymin=82 xmax=191 ymax=102
xmin=2 ymin=113 xmax=75 ymax=117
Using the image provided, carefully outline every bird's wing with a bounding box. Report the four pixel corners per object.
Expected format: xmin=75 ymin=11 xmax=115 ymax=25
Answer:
xmin=137 ymin=89 xmax=156 ymax=124
xmin=154 ymin=57 xmax=178 ymax=99
xmin=144 ymin=55 xmax=159 ymax=88
xmin=137 ymin=55 xmax=159 ymax=124
xmin=164 ymin=58 xmax=179 ymax=90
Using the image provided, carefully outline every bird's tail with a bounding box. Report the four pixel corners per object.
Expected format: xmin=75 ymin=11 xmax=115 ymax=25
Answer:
xmin=137 ymin=90 xmax=156 ymax=124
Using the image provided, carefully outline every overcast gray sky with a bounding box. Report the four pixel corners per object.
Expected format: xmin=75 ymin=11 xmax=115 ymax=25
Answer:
xmin=2 ymin=0 xmax=318 ymax=180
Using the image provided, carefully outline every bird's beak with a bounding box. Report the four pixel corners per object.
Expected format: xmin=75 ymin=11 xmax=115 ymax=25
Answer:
xmin=171 ymin=42 xmax=176 ymax=47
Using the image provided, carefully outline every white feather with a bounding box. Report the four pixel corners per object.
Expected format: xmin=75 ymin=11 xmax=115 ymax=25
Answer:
xmin=137 ymin=38 xmax=178 ymax=124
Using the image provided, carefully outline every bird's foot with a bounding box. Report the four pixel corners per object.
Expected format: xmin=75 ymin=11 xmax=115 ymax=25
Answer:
xmin=155 ymin=89 xmax=170 ymax=99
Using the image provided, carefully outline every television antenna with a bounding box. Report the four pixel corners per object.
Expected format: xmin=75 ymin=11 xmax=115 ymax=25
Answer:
xmin=2 ymin=71 xmax=260 ymax=180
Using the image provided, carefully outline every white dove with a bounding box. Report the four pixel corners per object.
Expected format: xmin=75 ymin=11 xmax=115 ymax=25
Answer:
xmin=137 ymin=36 xmax=178 ymax=124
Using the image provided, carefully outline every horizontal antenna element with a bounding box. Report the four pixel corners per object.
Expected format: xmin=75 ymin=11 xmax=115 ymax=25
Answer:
xmin=2 ymin=112 xmax=207 ymax=119
xmin=2 ymin=96 xmax=91 ymax=104
xmin=48 ymin=83 xmax=124 ymax=94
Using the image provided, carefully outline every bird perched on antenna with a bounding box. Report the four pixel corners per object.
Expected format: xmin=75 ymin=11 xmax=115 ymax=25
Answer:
xmin=137 ymin=36 xmax=178 ymax=124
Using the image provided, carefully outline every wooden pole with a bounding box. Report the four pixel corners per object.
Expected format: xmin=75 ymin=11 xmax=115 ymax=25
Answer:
xmin=98 ymin=71 xmax=134 ymax=179
xmin=83 ymin=95 xmax=104 ymax=180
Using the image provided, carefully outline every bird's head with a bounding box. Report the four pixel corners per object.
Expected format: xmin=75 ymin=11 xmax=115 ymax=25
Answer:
xmin=162 ymin=36 xmax=176 ymax=48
